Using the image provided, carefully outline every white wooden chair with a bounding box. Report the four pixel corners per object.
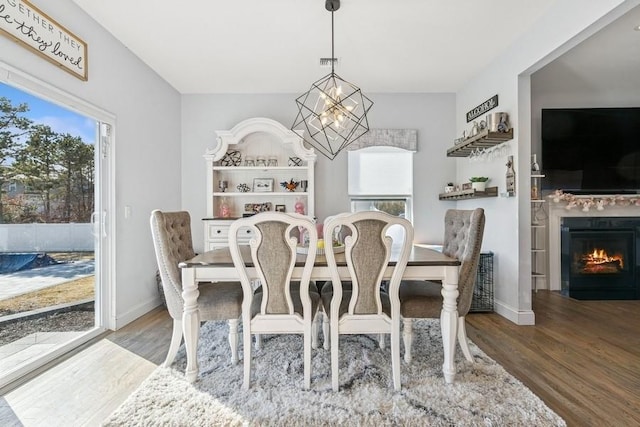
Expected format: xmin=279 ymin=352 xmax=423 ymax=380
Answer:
xmin=399 ymin=208 xmax=485 ymax=363
xmin=229 ymin=212 xmax=320 ymax=390
xmin=320 ymin=211 xmax=414 ymax=391
xmin=150 ymin=210 xmax=244 ymax=367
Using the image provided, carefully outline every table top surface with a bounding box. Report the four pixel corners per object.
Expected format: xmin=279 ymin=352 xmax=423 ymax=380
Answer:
xmin=180 ymin=245 xmax=460 ymax=268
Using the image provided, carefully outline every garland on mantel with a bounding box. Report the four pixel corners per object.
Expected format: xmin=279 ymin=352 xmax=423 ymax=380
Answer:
xmin=548 ymin=190 xmax=640 ymax=212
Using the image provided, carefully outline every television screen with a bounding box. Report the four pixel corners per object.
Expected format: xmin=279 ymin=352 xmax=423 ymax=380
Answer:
xmin=541 ymin=108 xmax=640 ymax=194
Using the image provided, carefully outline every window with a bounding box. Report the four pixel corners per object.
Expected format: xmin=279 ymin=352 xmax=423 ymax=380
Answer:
xmin=348 ymin=146 xmax=414 ymax=246
xmin=348 ymin=146 xmax=413 ymax=220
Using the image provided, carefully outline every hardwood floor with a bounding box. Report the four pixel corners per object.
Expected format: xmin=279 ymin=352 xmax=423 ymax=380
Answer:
xmin=466 ymin=291 xmax=640 ymax=427
xmin=1 ymin=291 xmax=638 ymax=426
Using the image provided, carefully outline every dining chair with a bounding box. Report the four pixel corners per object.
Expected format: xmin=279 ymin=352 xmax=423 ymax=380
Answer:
xmin=320 ymin=211 xmax=414 ymax=391
xmin=229 ymin=212 xmax=321 ymax=390
xmin=317 ymin=215 xmax=353 ymax=351
xmin=399 ymin=208 xmax=485 ymax=363
xmin=150 ymin=210 xmax=244 ymax=368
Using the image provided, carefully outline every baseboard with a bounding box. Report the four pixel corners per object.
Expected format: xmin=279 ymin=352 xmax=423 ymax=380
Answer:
xmin=115 ymin=297 xmax=163 ymax=330
xmin=493 ymin=300 xmax=536 ymax=325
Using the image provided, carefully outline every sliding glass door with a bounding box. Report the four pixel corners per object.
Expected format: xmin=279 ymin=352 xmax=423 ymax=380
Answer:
xmin=0 ymin=71 xmax=113 ymax=389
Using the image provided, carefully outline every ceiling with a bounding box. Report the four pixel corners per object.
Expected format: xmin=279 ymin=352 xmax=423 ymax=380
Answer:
xmin=533 ymin=4 xmax=640 ymax=92
xmin=71 ymin=0 xmax=565 ymax=94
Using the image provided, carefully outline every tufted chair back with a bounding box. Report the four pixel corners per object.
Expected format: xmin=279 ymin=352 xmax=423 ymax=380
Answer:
xmin=150 ymin=210 xmax=195 ymax=320
xmin=441 ymin=208 xmax=485 ymax=316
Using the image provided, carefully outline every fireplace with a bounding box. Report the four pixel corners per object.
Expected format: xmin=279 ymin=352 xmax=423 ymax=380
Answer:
xmin=561 ymin=217 xmax=640 ymax=300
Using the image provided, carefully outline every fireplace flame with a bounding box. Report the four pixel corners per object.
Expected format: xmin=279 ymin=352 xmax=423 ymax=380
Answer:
xmin=577 ymin=247 xmax=624 ymax=274
xmin=584 ymin=248 xmax=624 ymax=268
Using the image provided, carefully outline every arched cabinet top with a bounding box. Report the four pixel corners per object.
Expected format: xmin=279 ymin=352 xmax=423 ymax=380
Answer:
xmin=206 ymin=117 xmax=316 ymax=162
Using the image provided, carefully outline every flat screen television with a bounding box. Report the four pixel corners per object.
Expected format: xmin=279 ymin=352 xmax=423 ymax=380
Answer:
xmin=541 ymin=107 xmax=640 ymax=194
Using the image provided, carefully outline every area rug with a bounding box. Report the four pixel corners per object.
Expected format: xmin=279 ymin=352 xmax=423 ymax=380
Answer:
xmin=103 ymin=319 xmax=565 ymax=426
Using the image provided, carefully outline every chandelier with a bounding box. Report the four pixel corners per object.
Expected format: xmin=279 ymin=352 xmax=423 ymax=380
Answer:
xmin=292 ymin=0 xmax=373 ymax=160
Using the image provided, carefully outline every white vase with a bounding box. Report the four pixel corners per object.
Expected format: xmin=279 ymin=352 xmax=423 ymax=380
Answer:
xmin=471 ymin=181 xmax=486 ymax=192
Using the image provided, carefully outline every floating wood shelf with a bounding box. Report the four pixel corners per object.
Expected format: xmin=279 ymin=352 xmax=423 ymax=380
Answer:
xmin=446 ymin=129 xmax=514 ymax=157
xmin=439 ymin=186 xmax=498 ymax=200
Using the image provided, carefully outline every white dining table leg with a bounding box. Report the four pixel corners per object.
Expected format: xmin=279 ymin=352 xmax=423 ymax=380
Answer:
xmin=181 ymin=267 xmax=200 ymax=383
xmin=441 ymin=265 xmax=459 ymax=384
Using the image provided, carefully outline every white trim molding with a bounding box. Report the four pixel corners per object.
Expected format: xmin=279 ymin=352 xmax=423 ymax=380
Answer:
xmin=494 ymin=299 xmax=535 ymax=325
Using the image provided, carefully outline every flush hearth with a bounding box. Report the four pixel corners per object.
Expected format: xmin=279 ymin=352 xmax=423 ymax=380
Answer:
xmin=561 ymin=217 xmax=640 ymax=300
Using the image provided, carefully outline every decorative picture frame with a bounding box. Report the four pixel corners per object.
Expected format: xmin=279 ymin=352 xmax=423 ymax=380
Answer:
xmin=0 ymin=0 xmax=89 ymax=81
xmin=244 ymin=203 xmax=272 ymax=214
xmin=253 ymin=178 xmax=274 ymax=192
xmin=275 ymin=204 xmax=286 ymax=213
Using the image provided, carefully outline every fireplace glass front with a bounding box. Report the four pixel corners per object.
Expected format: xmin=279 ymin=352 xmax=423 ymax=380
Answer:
xmin=561 ymin=218 xmax=639 ymax=300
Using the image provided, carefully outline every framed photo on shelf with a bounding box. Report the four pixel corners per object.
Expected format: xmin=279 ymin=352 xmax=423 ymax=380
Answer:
xmin=253 ymin=178 xmax=274 ymax=192
xmin=244 ymin=203 xmax=272 ymax=214
xmin=275 ymin=204 xmax=286 ymax=212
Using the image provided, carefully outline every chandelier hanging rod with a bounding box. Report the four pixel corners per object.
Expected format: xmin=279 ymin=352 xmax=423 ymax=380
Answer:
xmin=326 ymin=0 xmax=339 ymax=74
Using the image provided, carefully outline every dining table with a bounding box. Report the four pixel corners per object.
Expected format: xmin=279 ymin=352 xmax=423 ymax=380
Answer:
xmin=179 ymin=244 xmax=461 ymax=384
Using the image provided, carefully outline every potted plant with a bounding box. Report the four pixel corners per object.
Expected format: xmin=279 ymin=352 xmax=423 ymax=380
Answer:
xmin=469 ymin=177 xmax=489 ymax=192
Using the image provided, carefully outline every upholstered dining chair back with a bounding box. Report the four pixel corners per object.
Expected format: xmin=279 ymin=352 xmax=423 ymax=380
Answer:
xmin=150 ymin=210 xmax=243 ymax=369
xmin=398 ymin=207 xmax=485 ymax=365
xmin=322 ymin=211 xmax=414 ymax=391
xmin=229 ymin=212 xmax=321 ymax=390
xmin=441 ymin=208 xmax=486 ymax=316
xmin=150 ymin=210 xmax=195 ymax=320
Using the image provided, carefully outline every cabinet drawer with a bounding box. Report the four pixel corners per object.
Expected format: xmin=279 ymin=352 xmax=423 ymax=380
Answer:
xmin=206 ymin=224 xmax=254 ymax=241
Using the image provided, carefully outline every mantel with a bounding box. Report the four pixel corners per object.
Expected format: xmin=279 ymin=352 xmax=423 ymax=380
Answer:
xmin=547 ymin=201 xmax=640 ymax=291
xmin=547 ymin=190 xmax=640 ymax=212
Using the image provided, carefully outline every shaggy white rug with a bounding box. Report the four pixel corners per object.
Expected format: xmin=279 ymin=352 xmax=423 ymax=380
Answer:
xmin=103 ymin=320 xmax=565 ymax=426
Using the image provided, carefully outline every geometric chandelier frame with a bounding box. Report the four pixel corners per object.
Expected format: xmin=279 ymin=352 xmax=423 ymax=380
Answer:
xmin=292 ymin=0 xmax=373 ymax=160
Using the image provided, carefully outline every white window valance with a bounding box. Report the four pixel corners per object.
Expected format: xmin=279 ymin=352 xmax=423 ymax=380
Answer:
xmin=346 ymin=129 xmax=417 ymax=152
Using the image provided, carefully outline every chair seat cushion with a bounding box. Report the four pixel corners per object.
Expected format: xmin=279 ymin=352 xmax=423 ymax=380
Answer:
xmin=250 ymin=282 xmax=320 ymax=316
xmin=398 ymin=280 xmax=443 ymax=318
xmin=197 ymin=281 xmax=244 ymax=320
xmin=320 ymin=281 xmax=390 ymax=317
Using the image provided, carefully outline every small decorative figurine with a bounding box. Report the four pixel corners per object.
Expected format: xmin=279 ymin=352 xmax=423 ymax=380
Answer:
xmin=220 ymin=150 xmax=241 ymax=166
xmin=237 ymin=183 xmax=250 ymax=193
xmin=280 ymin=178 xmax=299 ymax=192
xmin=505 ymin=155 xmax=516 ymax=196
xmin=288 ymin=157 xmax=302 ymax=166
xmin=444 ymin=182 xmax=455 ymax=193
xmin=294 ymin=199 xmax=305 ymax=215
xmin=219 ymin=198 xmax=231 ymax=218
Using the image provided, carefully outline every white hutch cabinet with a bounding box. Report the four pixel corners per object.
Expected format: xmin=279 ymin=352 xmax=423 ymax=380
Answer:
xmin=203 ymin=117 xmax=316 ymax=249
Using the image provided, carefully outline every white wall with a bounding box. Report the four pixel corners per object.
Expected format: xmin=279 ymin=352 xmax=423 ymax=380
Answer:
xmin=455 ymin=0 xmax=637 ymax=324
xmin=0 ymin=0 xmax=182 ymax=328
xmin=181 ymin=93 xmax=456 ymax=253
